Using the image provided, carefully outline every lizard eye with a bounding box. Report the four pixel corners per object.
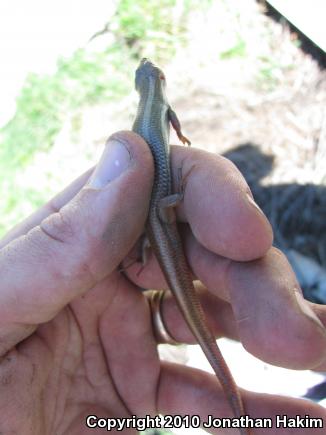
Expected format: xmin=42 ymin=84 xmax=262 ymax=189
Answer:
xmin=159 ymin=73 xmax=166 ymax=80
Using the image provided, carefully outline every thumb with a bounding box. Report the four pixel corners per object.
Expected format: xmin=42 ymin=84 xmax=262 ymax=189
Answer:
xmin=0 ymin=131 xmax=153 ymax=352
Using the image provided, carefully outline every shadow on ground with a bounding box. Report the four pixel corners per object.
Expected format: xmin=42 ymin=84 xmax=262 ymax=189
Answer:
xmin=224 ymin=143 xmax=326 ymax=304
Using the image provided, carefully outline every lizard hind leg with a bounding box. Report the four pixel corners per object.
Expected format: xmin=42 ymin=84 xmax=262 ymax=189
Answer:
xmin=158 ymin=194 xmax=181 ymax=224
xmin=119 ymin=233 xmax=151 ymax=276
xmin=135 ymin=235 xmax=152 ymax=277
xmin=176 ymin=164 xmax=196 ymax=199
xmin=158 ymin=164 xmax=196 ymax=224
xmin=140 ymin=235 xmax=151 ymax=266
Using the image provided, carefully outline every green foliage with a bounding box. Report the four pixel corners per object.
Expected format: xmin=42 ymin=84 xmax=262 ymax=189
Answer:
xmin=111 ymin=0 xmax=202 ymax=61
xmin=220 ymin=38 xmax=247 ymax=59
xmin=0 ymin=46 xmax=128 ymax=172
xmin=0 ymin=0 xmax=199 ymax=174
xmin=256 ymin=55 xmax=294 ymax=90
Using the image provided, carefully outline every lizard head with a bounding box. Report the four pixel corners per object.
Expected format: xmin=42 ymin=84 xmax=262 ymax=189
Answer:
xmin=135 ymin=58 xmax=167 ymax=95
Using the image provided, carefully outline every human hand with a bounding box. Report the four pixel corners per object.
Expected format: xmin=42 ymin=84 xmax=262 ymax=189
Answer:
xmin=0 ymin=131 xmax=325 ymax=434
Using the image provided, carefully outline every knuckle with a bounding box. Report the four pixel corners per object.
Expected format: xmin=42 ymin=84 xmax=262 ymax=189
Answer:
xmin=36 ymin=211 xmax=98 ymax=287
xmin=40 ymin=210 xmax=76 ymax=245
xmin=45 ymin=196 xmax=61 ymax=215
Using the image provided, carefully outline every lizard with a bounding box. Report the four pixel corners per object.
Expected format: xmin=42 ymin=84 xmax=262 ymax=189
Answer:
xmin=132 ymin=58 xmax=249 ymax=435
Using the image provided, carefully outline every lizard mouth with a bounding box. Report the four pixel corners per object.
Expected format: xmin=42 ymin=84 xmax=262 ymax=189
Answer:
xmin=140 ymin=58 xmax=153 ymax=67
xmin=137 ymin=58 xmax=160 ymax=77
xmin=135 ymin=58 xmax=166 ymax=92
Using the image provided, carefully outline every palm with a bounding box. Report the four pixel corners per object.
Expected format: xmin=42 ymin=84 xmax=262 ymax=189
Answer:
xmin=2 ymin=271 xmax=159 ymax=435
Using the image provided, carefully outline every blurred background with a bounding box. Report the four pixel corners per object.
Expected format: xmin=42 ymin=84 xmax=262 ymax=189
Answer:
xmin=0 ymin=0 xmax=325 ymax=433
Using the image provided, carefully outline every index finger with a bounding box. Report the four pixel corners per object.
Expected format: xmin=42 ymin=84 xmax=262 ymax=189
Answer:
xmin=170 ymin=145 xmax=273 ymax=261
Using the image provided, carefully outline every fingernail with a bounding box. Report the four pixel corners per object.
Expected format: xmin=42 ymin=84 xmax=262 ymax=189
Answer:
xmin=294 ymin=289 xmax=324 ymax=329
xmin=88 ymin=138 xmax=131 ymax=189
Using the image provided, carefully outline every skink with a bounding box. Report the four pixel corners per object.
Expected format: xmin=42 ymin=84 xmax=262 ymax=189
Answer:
xmin=132 ymin=58 xmax=248 ymax=435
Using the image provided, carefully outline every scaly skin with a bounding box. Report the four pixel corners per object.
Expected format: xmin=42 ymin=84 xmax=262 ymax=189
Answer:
xmin=132 ymin=58 xmax=248 ymax=435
